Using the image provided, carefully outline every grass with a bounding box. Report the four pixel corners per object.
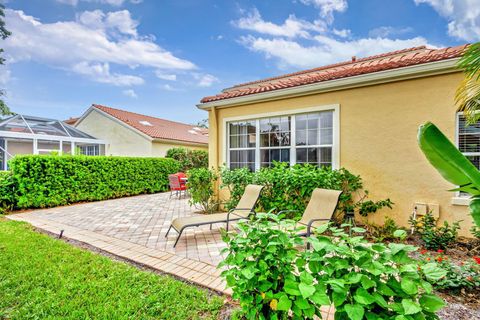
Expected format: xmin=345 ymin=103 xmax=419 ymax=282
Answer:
xmin=0 ymin=219 xmax=224 ymax=319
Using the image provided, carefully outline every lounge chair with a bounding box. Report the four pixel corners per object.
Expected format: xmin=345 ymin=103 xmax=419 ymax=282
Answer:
xmin=280 ymin=188 xmax=342 ymax=237
xmin=165 ymin=184 xmax=264 ymax=247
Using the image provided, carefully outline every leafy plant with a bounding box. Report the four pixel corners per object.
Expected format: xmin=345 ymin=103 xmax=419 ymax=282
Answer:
xmin=307 ymin=226 xmax=446 ymax=320
xmin=455 ymin=42 xmax=480 ymax=124
xmin=410 ymin=212 xmax=461 ymax=251
xmin=365 ymin=217 xmax=404 ymax=242
xmin=220 ymin=214 xmax=446 ymax=319
xmin=344 ymin=190 xmax=393 ymax=217
xmin=220 ymin=212 xmax=305 ymax=319
xmin=8 ymin=155 xmax=180 ymax=209
xmin=417 ymin=250 xmax=480 ymax=291
xmin=187 ymin=168 xmax=218 ymax=214
xmin=220 ymin=163 xmax=392 ymax=220
xmin=471 ymin=225 xmax=480 ymax=239
xmin=0 ymin=170 xmax=15 ymax=214
xmin=418 ymin=122 xmax=480 ymax=228
xmin=165 ymin=147 xmax=208 ymax=172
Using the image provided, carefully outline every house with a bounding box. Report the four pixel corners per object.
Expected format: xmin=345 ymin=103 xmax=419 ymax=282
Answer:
xmin=74 ymin=104 xmax=208 ymax=157
xmin=198 ymin=44 xmax=476 ymax=236
xmin=0 ymin=114 xmax=106 ymax=170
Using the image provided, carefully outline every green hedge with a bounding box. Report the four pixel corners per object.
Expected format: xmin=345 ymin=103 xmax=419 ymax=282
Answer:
xmin=221 ymin=163 xmax=392 ymax=219
xmin=8 ymin=155 xmax=180 ymax=209
xmin=165 ymin=147 xmax=208 ymax=172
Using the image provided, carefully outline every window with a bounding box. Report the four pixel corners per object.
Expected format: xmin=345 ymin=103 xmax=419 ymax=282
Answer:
xmin=227 ymin=110 xmax=336 ymax=171
xmin=228 ymin=121 xmax=256 ymax=171
xmin=457 ymin=113 xmax=480 ymax=172
xmin=260 ymin=116 xmax=291 ymax=167
xmin=78 ymin=145 xmax=100 ymax=156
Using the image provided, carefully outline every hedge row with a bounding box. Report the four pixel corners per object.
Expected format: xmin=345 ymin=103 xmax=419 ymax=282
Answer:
xmin=7 ymin=155 xmax=180 ymax=209
xmin=165 ymin=147 xmax=208 ymax=172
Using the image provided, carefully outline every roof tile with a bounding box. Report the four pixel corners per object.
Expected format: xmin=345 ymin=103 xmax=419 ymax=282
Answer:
xmin=92 ymin=104 xmax=208 ymax=145
xmin=200 ymin=45 xmax=467 ymax=104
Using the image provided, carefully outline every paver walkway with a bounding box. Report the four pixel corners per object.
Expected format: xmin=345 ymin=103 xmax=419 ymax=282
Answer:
xmin=7 ymin=192 xmax=335 ymax=318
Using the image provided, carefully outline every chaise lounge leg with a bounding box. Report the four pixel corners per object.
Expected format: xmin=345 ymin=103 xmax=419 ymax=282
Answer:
xmin=173 ymin=229 xmax=184 ymax=248
xmin=165 ymin=225 xmax=172 ymax=238
xmin=210 ymin=223 xmax=212 ymax=230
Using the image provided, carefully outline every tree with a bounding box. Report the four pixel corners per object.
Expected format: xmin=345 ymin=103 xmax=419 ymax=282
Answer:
xmin=455 ymin=42 xmax=480 ymax=124
xmin=195 ymin=119 xmax=208 ymax=128
xmin=0 ymin=3 xmax=12 ymax=116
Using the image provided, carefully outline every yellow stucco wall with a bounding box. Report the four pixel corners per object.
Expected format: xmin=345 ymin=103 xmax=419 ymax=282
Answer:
xmin=208 ymin=72 xmax=475 ymax=236
xmin=76 ymin=109 xmax=153 ymax=157
xmin=151 ymin=141 xmax=208 ymax=157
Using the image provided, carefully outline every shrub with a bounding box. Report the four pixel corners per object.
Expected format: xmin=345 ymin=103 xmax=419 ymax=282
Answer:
xmin=410 ymin=212 xmax=461 ymax=251
xmin=365 ymin=217 xmax=404 ymax=242
xmin=166 ymin=147 xmax=208 ymax=171
xmin=187 ymin=168 xmax=218 ymax=214
xmin=471 ymin=225 xmax=480 ymax=239
xmin=221 ymin=214 xmax=447 ymax=319
xmin=0 ymin=171 xmax=15 ymax=214
xmin=418 ymin=250 xmax=480 ymax=291
xmin=9 ymin=155 xmax=180 ymax=209
xmin=220 ymin=163 xmax=392 ymax=220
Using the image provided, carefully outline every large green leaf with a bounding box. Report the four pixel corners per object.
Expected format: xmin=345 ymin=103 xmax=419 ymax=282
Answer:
xmin=418 ymin=122 xmax=480 ymax=193
xmin=418 ymin=122 xmax=480 ymax=226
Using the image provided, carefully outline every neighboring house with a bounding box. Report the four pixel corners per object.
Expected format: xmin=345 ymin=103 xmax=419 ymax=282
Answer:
xmin=0 ymin=114 xmax=106 ymax=170
xmin=74 ymin=104 xmax=208 ymax=157
xmin=198 ymin=44 xmax=476 ymax=236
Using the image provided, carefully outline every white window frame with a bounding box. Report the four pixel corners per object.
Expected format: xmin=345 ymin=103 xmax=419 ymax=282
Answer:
xmin=223 ymin=104 xmax=340 ymax=170
xmin=453 ymin=112 xmax=476 ymax=205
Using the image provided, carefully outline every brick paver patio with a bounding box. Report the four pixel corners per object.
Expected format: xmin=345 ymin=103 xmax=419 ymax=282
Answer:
xmin=7 ymin=192 xmax=335 ymax=318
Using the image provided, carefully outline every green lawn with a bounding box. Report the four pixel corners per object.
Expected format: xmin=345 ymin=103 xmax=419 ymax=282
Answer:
xmin=0 ymin=220 xmax=224 ymax=319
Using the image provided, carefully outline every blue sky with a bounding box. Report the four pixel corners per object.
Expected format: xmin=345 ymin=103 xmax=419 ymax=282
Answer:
xmin=0 ymin=0 xmax=478 ymax=124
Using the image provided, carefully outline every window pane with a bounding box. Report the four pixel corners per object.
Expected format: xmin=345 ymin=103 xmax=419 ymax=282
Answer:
xmin=260 ymin=133 xmax=269 ymax=147
xmin=319 ymin=147 xmax=332 ymax=167
xmin=458 ymin=115 xmax=480 ymax=153
xmin=280 ymin=117 xmax=290 ymax=131
xmin=296 ymin=130 xmax=307 ymax=146
xmin=270 ymin=133 xmax=280 ymax=147
xmin=296 ymin=115 xmax=307 ymax=130
xmin=229 ymin=123 xmax=238 ymax=135
xmin=320 ymin=112 xmax=333 ymax=128
xmin=230 ymin=135 xmax=239 ymax=148
xmin=280 ymin=132 xmax=291 ymax=146
xmin=307 ymin=148 xmax=318 ymax=163
xmin=296 ymin=148 xmax=307 ymax=163
xmin=281 ymin=149 xmax=290 ymax=162
xmin=320 ymin=128 xmax=333 ymax=145
xmin=307 ymin=115 xmax=319 ymax=130
xmin=260 ymin=149 xmax=269 ymax=164
xmin=271 ymin=149 xmax=280 ymax=162
xmin=307 ymin=130 xmax=318 ymax=145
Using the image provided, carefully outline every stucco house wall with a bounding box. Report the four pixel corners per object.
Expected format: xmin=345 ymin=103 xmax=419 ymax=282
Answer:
xmin=76 ymin=109 xmax=152 ymax=157
xmin=151 ymin=141 xmax=208 ymax=157
xmin=206 ymin=71 xmax=475 ymax=236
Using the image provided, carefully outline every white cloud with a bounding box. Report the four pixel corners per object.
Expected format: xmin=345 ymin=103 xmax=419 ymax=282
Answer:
xmin=299 ymin=0 xmax=347 ymax=22
xmin=368 ymin=26 xmax=414 ymax=38
xmin=122 ymin=88 xmax=137 ymax=98
xmin=3 ymin=9 xmax=195 ymax=86
xmin=56 ymin=0 xmax=139 ymax=6
xmin=332 ymin=28 xmax=350 ymax=38
xmin=233 ymin=8 xmax=325 ymax=38
xmin=0 ymin=69 xmax=11 ymax=85
xmin=414 ymin=0 xmax=480 ymax=41
xmin=194 ymin=73 xmax=219 ymax=87
xmin=240 ymin=35 xmax=431 ymax=69
xmin=72 ymin=61 xmax=144 ymax=86
xmin=160 ymin=84 xmax=176 ymax=91
xmin=155 ymin=71 xmax=177 ymax=81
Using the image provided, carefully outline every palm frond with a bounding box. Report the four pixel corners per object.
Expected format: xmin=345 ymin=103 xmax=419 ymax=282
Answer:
xmin=458 ymin=42 xmax=480 ymax=80
xmin=456 ymin=76 xmax=480 ymax=124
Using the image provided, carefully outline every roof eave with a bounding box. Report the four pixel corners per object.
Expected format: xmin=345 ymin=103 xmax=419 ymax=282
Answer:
xmin=152 ymin=137 xmax=208 ymax=147
xmin=197 ymin=58 xmax=461 ymax=110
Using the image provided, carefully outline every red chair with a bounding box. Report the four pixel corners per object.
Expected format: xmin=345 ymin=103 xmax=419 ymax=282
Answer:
xmin=168 ymin=174 xmax=187 ymax=198
xmin=176 ymin=172 xmax=187 ymax=187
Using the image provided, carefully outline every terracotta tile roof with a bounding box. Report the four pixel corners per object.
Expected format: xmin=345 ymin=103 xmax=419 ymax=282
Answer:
xmin=200 ymin=45 xmax=468 ymax=104
xmin=92 ymin=104 xmax=208 ymax=145
xmin=63 ymin=117 xmax=79 ymax=125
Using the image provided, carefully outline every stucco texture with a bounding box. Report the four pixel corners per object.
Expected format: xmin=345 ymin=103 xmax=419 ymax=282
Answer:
xmin=208 ymin=72 xmax=475 ymax=236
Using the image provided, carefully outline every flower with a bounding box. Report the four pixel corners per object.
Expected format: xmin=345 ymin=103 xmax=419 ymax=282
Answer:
xmin=426 ymin=257 xmax=431 ymax=261
xmin=436 ymin=256 xmax=443 ymax=262
xmin=474 ymin=256 xmax=480 ymax=264
xmin=419 ymin=249 xmax=427 ymax=255
xmin=467 ymin=276 xmax=474 ymax=282
xmin=437 ymin=249 xmax=444 ymax=253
